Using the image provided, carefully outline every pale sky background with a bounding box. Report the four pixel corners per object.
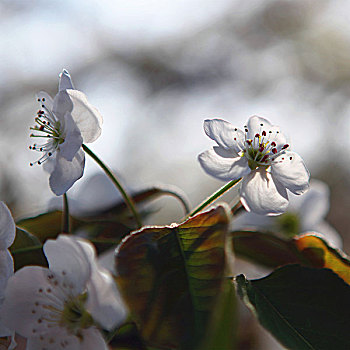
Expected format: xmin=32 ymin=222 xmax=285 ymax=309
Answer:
xmin=1 ymin=0 xmax=350 ymax=223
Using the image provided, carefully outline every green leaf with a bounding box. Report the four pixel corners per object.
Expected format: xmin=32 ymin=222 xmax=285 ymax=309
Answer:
xmin=199 ymin=279 xmax=238 ymax=350
xmin=294 ymin=234 xmax=350 ymax=284
xmin=15 ymin=185 xmax=188 ymax=248
xmin=232 ymin=231 xmax=350 ymax=285
xmin=17 ymin=211 xmax=84 ymax=242
xmin=236 ymin=264 xmax=350 ymax=350
xmin=11 ymin=227 xmax=41 ymax=251
xmin=10 ymin=228 xmax=47 ymax=271
xmin=116 ymin=204 xmax=231 ymax=350
xmin=232 ymin=231 xmax=302 ymax=268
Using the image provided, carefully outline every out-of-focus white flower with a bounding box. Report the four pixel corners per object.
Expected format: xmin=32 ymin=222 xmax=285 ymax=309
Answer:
xmin=0 ymin=202 xmax=16 ymax=337
xmin=1 ymin=235 xmax=127 ymax=350
xmin=198 ymin=116 xmax=310 ymax=215
xmin=48 ymin=173 xmax=125 ymax=217
xmin=232 ymin=179 xmax=342 ymax=248
xmin=29 ymin=70 xmax=103 ymax=196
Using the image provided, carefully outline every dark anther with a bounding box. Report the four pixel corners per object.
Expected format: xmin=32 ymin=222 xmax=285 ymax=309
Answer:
xmin=261 ymin=155 xmax=269 ymax=162
xmin=262 ymin=131 xmax=266 ymax=136
xmin=245 ymin=129 xmax=248 ymax=133
xmin=260 ymin=123 xmax=263 ymax=126
xmin=282 ymin=144 xmax=289 ymax=149
xmin=271 ymin=142 xmax=276 ymax=147
xmin=48 ymin=152 xmax=52 ymax=156
xmin=272 ymin=148 xmax=277 ymax=154
xmin=290 ymin=157 xmax=293 ymax=160
xmin=42 ymin=98 xmax=45 ymax=101
xmin=255 ymin=133 xmax=259 ymax=138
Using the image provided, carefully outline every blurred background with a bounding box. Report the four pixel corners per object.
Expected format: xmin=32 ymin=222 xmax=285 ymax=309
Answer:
xmin=1 ymin=0 xmax=350 ymax=348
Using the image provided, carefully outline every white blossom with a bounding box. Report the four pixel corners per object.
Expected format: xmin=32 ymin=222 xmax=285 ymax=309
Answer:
xmin=198 ymin=116 xmax=310 ymax=215
xmin=29 ymin=70 xmax=103 ymax=196
xmin=0 ymin=202 xmax=16 ymax=337
xmin=232 ymin=179 xmax=342 ymax=248
xmin=1 ymin=235 xmax=127 ymax=350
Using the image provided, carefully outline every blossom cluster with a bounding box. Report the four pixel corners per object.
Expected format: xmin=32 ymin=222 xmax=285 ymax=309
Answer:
xmin=0 ymin=70 xmax=344 ymax=349
xmin=0 ymin=203 xmax=126 ymax=350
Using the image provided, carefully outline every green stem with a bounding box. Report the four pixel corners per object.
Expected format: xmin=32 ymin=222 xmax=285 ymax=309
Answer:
xmin=186 ymin=178 xmax=241 ymax=218
xmin=82 ymin=144 xmax=142 ymax=229
xmin=62 ymin=193 xmax=70 ymax=233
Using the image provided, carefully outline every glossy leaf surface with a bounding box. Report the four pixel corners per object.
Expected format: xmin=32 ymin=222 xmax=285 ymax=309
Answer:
xmin=294 ymin=234 xmax=350 ymax=284
xmin=116 ymin=205 xmax=231 ymax=349
xmin=233 ymin=231 xmax=350 ymax=284
xmin=237 ymin=264 xmax=350 ymax=350
xmin=10 ymin=228 xmax=47 ymax=270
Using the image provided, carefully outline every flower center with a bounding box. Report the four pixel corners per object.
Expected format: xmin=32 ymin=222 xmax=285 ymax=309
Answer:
xmin=29 ymin=97 xmax=65 ymax=166
xmin=277 ymin=212 xmax=300 ymax=237
xmin=240 ymin=123 xmax=289 ymax=170
xmin=60 ymin=293 xmax=94 ymax=333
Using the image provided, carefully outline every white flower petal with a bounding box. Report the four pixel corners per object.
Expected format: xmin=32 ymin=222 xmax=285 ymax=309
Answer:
xmin=27 ymin=328 xmax=80 ymax=350
xmin=271 ymin=151 xmax=310 ymax=195
xmin=66 ymin=90 xmax=103 ymax=143
xmin=86 ymin=266 xmax=127 ymax=331
xmin=0 ymin=250 xmax=13 ymax=300
xmin=0 ymin=251 xmax=14 ymax=338
xmin=49 ymin=149 xmax=85 ymax=195
xmin=240 ymin=168 xmax=289 ymax=216
xmin=80 ymin=328 xmax=108 ymax=350
xmin=204 ymin=119 xmax=244 ymax=153
xmin=52 ymin=90 xmax=74 ymax=121
xmin=44 ymin=235 xmax=91 ymax=295
xmin=266 ymin=125 xmax=288 ymax=150
xmin=231 ymin=211 xmax=274 ymax=231
xmin=198 ymin=148 xmax=250 ymax=181
xmin=313 ymin=222 xmax=343 ymax=249
xmin=98 ymin=248 xmax=117 ymax=275
xmin=59 ymin=69 xmax=74 ymax=91
xmin=0 ymin=324 xmax=13 ymax=340
xmin=246 ymin=115 xmax=272 ymax=140
xmin=0 ymin=202 xmax=15 ymax=249
xmin=75 ymin=238 xmax=96 ymax=262
xmin=73 ymin=238 xmax=127 ymax=331
xmin=291 ymin=179 xmax=329 ymax=229
xmin=59 ymin=112 xmax=83 ymax=161
xmin=42 ymin=155 xmax=56 ymax=174
xmin=1 ymin=266 xmax=58 ymax=337
xmin=36 ymin=91 xmax=54 ymax=112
